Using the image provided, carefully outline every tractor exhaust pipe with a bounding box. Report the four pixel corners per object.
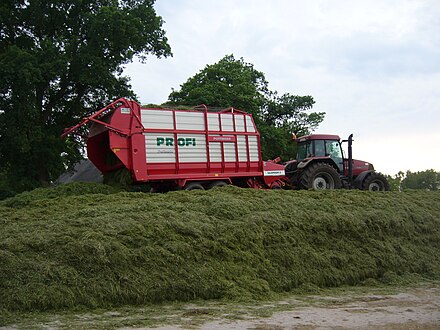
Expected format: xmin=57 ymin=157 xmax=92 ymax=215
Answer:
xmin=348 ymin=134 xmax=353 ymax=187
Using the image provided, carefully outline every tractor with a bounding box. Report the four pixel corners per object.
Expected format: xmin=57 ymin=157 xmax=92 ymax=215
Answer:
xmin=284 ymin=134 xmax=390 ymax=191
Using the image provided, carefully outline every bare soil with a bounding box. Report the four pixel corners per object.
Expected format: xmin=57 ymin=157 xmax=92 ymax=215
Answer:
xmin=2 ymin=285 xmax=439 ymax=329
xmin=146 ymin=286 xmax=440 ymax=330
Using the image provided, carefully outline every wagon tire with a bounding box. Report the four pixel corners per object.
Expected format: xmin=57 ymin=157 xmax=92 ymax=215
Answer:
xmin=207 ymin=181 xmax=228 ymax=189
xmin=149 ymin=185 xmax=167 ymax=193
xmin=300 ymin=162 xmax=342 ymax=190
xmin=361 ymin=172 xmax=390 ymax=191
xmin=184 ymin=182 xmax=205 ymax=191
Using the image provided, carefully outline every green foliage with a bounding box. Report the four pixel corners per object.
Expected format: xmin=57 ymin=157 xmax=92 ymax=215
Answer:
xmin=0 ymin=0 xmax=171 ymax=192
xmin=1 ymin=183 xmax=440 ymax=313
xmin=263 ymin=93 xmax=321 ymax=132
xmin=169 ymin=55 xmax=268 ymax=116
xmin=387 ymin=170 xmax=440 ymax=191
xmin=258 ymin=124 xmax=296 ymax=161
xmin=168 ymin=55 xmax=324 ymax=160
xmin=401 ymin=169 xmax=440 ymax=191
xmin=386 ymin=171 xmax=405 ymax=191
xmin=0 ymin=170 xmax=15 ymax=200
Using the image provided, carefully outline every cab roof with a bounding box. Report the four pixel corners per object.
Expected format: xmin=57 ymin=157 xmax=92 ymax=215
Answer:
xmin=296 ymin=134 xmax=341 ymax=142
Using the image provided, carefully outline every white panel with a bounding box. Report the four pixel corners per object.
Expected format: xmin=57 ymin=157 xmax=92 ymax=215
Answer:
xmin=209 ymin=142 xmax=222 ymax=162
xmin=235 ymin=115 xmax=245 ymax=132
xmin=141 ymin=110 xmax=174 ymax=129
xmin=145 ymin=133 xmax=176 ymax=163
xmin=221 ymin=114 xmax=234 ymax=131
xmin=223 ymin=142 xmax=236 ymax=161
xmin=248 ymin=136 xmax=259 ymax=161
xmin=176 ymin=111 xmax=205 ymax=131
xmin=208 ymin=113 xmax=220 ymax=131
xmin=246 ymin=116 xmax=256 ymax=132
xmin=177 ymin=134 xmax=207 ymax=163
xmin=237 ymin=135 xmax=248 ymax=162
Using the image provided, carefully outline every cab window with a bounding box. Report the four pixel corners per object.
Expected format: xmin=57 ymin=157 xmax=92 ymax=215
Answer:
xmin=325 ymin=140 xmax=343 ymax=171
xmin=296 ymin=141 xmax=311 ymax=160
xmin=313 ymin=140 xmax=326 ymax=157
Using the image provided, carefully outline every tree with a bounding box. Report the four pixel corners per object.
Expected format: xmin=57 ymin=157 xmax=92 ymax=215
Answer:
xmin=261 ymin=92 xmax=323 ymax=159
xmin=386 ymin=171 xmax=405 ymax=191
xmin=169 ymin=55 xmax=268 ymax=116
xmin=0 ymin=0 xmax=171 ymax=192
xmin=401 ymin=169 xmax=439 ymax=191
xmin=168 ymin=55 xmax=324 ymax=160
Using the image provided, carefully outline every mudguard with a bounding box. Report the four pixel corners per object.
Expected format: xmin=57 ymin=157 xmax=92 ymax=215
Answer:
xmin=353 ymin=170 xmax=374 ymax=189
xmin=297 ymin=157 xmax=337 ymax=170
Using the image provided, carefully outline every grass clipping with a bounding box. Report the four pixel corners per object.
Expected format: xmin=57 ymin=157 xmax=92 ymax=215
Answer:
xmin=1 ymin=183 xmax=440 ymax=312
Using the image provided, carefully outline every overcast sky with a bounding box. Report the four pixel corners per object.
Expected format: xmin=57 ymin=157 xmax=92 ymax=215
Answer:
xmin=124 ymin=0 xmax=440 ymax=175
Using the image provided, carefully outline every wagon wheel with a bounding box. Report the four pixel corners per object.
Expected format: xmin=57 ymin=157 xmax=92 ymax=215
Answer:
xmin=184 ymin=182 xmax=205 ymax=190
xmin=207 ymin=181 xmax=228 ymax=189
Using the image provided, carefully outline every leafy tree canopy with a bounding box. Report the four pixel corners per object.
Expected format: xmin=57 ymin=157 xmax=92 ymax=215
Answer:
xmin=401 ymin=169 xmax=440 ymax=191
xmin=386 ymin=171 xmax=405 ymax=191
xmin=169 ymin=55 xmax=268 ymax=116
xmin=168 ymin=55 xmax=325 ymax=160
xmin=0 ymin=0 xmax=171 ymax=192
xmin=386 ymin=169 xmax=440 ymax=191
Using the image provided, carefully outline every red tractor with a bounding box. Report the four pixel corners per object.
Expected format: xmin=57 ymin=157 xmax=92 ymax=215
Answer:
xmin=284 ymin=134 xmax=390 ymax=191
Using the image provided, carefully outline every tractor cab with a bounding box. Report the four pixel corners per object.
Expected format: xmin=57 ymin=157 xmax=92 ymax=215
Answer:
xmin=295 ymin=134 xmax=344 ymax=172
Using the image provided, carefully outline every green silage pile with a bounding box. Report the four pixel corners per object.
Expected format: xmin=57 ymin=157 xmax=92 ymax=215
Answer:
xmin=1 ymin=183 xmax=439 ymax=312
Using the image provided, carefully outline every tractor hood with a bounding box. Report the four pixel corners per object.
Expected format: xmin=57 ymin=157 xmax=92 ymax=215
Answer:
xmin=349 ymin=159 xmax=374 ymax=176
xmin=284 ymin=157 xmax=374 ymax=178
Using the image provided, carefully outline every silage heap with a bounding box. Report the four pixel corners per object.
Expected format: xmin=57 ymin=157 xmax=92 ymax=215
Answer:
xmin=1 ymin=183 xmax=439 ymax=312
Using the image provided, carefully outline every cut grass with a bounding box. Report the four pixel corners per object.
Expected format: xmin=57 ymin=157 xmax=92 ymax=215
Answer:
xmin=0 ymin=184 xmax=439 ymax=314
xmin=2 ymin=281 xmax=438 ymax=329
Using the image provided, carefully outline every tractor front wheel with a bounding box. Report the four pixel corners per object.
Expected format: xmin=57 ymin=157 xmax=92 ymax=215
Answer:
xmin=300 ymin=162 xmax=342 ymax=190
xmin=362 ymin=173 xmax=390 ymax=191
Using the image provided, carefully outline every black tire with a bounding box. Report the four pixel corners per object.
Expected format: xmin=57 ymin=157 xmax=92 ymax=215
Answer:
xmin=270 ymin=181 xmax=283 ymax=189
xmin=184 ymin=182 xmax=205 ymax=191
xmin=149 ymin=185 xmax=165 ymax=193
xmin=361 ymin=172 xmax=390 ymax=191
xmin=299 ymin=162 xmax=342 ymax=190
xmin=149 ymin=183 xmax=174 ymax=193
xmin=207 ymin=181 xmax=228 ymax=189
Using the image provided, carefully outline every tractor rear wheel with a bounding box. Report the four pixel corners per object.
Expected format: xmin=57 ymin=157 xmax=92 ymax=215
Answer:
xmin=362 ymin=173 xmax=390 ymax=191
xmin=300 ymin=162 xmax=342 ymax=190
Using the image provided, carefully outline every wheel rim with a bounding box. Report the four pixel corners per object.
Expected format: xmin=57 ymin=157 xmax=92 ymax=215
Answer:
xmin=368 ymin=181 xmax=382 ymax=191
xmin=184 ymin=183 xmax=204 ymax=190
xmin=312 ymin=174 xmax=335 ymax=190
xmin=209 ymin=181 xmax=227 ymax=189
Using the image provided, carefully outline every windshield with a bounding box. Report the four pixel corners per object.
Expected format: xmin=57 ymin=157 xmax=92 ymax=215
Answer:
xmin=296 ymin=139 xmax=343 ymax=164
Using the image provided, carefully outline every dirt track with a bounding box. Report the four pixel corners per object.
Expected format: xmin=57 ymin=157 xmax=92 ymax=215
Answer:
xmin=2 ymin=286 xmax=440 ymax=329
xmin=146 ymin=286 xmax=440 ymax=330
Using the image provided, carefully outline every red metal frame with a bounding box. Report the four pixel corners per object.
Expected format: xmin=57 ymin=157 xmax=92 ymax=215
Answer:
xmin=61 ymin=98 xmax=132 ymax=138
xmin=62 ymin=98 xmax=287 ymax=189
